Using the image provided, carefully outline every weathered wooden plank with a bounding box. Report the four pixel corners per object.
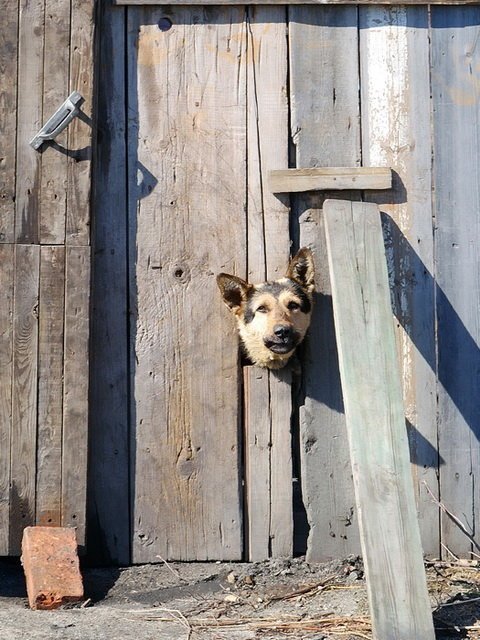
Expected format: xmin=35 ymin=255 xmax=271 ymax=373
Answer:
xmin=289 ymin=4 xmax=361 ymax=561
xmin=360 ymin=5 xmax=438 ymax=557
xmin=431 ymin=6 xmax=480 ymax=558
xmin=36 ymin=246 xmax=65 ymax=528
xmin=66 ymin=0 xmax=94 ymax=246
xmin=15 ymin=0 xmax=44 ymax=243
xmin=128 ymin=5 xmax=246 ymax=561
xmin=244 ymin=367 xmax=271 ymax=561
xmin=0 ymin=245 xmax=14 ymax=554
xmin=61 ymin=246 xmax=90 ymax=548
xmin=324 ymin=199 xmax=435 ymax=640
xmin=269 ymin=167 xmax=392 ymax=193
xmin=87 ymin=1 xmax=130 ymax=565
xmin=10 ymin=245 xmax=40 ymax=554
xmin=116 ymin=0 xmax=480 ymax=5
xmin=39 ymin=0 xmax=70 ymax=244
xmin=246 ymin=5 xmax=292 ymax=559
xmin=0 ymin=1 xmax=18 ymax=243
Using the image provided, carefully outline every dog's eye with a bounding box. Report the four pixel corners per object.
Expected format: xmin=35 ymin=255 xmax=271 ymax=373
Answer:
xmin=256 ymin=305 xmax=268 ymax=313
xmin=287 ymin=301 xmax=301 ymax=311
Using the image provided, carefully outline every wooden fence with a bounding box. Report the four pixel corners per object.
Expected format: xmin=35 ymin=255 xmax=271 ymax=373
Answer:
xmin=86 ymin=2 xmax=480 ymax=565
xmin=3 ymin=2 xmax=480 ymax=566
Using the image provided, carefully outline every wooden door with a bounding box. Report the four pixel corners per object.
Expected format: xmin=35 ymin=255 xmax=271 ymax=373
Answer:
xmin=0 ymin=0 xmax=95 ymax=554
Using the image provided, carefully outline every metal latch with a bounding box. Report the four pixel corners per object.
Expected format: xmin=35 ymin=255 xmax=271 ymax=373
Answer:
xmin=30 ymin=91 xmax=85 ymax=150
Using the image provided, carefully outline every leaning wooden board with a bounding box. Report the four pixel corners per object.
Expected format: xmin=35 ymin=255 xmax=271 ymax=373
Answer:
xmin=324 ymin=199 xmax=435 ymax=640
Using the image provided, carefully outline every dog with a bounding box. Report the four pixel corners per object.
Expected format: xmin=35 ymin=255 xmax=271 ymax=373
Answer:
xmin=217 ymin=248 xmax=315 ymax=369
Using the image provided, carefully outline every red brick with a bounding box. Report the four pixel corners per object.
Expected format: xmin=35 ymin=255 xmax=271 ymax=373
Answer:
xmin=21 ymin=527 xmax=84 ymax=610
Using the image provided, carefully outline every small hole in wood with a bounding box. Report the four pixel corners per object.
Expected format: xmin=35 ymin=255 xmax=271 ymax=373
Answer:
xmin=158 ymin=17 xmax=172 ymax=32
xmin=174 ymin=268 xmax=184 ymax=279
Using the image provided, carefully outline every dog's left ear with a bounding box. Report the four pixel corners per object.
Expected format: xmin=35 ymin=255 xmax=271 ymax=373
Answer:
xmin=286 ymin=247 xmax=315 ymax=292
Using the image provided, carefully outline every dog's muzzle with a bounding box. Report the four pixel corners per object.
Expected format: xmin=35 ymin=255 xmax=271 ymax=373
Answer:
xmin=264 ymin=324 xmax=297 ymax=354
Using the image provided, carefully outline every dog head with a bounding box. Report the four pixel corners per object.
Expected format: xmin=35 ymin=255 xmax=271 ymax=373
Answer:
xmin=217 ymin=248 xmax=315 ymax=369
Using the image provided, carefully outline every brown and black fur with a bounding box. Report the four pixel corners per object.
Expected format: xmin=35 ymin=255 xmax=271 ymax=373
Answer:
xmin=217 ymin=248 xmax=315 ymax=369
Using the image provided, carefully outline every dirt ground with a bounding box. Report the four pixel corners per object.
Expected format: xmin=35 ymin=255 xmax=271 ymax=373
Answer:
xmin=1 ymin=555 xmax=480 ymax=639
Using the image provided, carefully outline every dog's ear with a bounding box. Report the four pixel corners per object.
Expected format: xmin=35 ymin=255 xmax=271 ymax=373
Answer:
xmin=217 ymin=273 xmax=252 ymax=313
xmin=286 ymin=247 xmax=315 ymax=292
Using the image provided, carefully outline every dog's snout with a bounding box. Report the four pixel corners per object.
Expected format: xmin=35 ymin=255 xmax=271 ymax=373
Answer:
xmin=273 ymin=324 xmax=292 ymax=340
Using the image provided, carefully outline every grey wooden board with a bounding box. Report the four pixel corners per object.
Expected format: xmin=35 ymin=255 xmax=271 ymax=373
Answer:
xmin=87 ymin=0 xmax=131 ymax=565
xmin=10 ymin=245 xmax=40 ymax=554
xmin=246 ymin=5 xmax=292 ymax=559
xmin=36 ymin=246 xmax=65 ymax=527
xmin=0 ymin=0 xmax=18 ymax=243
xmin=244 ymin=367 xmax=271 ymax=561
xmin=289 ymin=4 xmax=361 ymax=561
xmin=269 ymin=167 xmax=392 ymax=193
xmin=324 ymin=199 xmax=435 ymax=640
xmin=66 ymin=0 xmax=94 ymax=246
xmin=15 ymin=0 xmax=44 ymax=243
xmin=62 ymin=246 xmax=90 ymax=547
xmin=431 ymin=6 xmax=480 ymax=558
xmin=39 ymin=0 xmax=70 ymax=244
xmin=359 ymin=5 xmax=439 ymax=557
xmin=128 ymin=5 xmax=246 ymax=562
xmin=0 ymin=245 xmax=14 ymax=554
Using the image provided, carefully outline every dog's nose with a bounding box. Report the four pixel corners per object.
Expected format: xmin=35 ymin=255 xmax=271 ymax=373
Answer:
xmin=273 ymin=324 xmax=292 ymax=340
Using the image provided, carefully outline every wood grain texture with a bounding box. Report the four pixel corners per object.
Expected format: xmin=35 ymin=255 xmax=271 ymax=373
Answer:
xmin=10 ymin=245 xmax=40 ymax=554
xmin=0 ymin=1 xmax=18 ymax=243
xmin=244 ymin=367 xmax=271 ymax=561
xmin=0 ymin=245 xmax=14 ymax=554
xmin=246 ymin=5 xmax=292 ymax=559
xmin=431 ymin=6 xmax=480 ymax=558
xmin=269 ymin=167 xmax=392 ymax=193
xmin=39 ymin=0 xmax=70 ymax=244
xmin=62 ymin=246 xmax=90 ymax=547
xmin=289 ymin=4 xmax=361 ymax=561
xmin=66 ymin=0 xmax=94 ymax=246
xmin=128 ymin=6 xmax=246 ymax=561
xmin=36 ymin=246 xmax=65 ymax=528
xmin=87 ymin=1 xmax=130 ymax=565
xmin=15 ymin=0 xmax=44 ymax=243
xmin=360 ymin=5 xmax=438 ymax=557
xmin=324 ymin=199 xmax=435 ymax=640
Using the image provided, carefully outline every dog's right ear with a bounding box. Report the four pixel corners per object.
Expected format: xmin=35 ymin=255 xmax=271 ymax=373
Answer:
xmin=216 ymin=273 xmax=252 ymax=314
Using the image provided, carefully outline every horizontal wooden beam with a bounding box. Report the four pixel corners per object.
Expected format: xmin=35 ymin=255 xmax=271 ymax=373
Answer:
xmin=269 ymin=167 xmax=392 ymax=193
xmin=115 ymin=1 xmax=480 ymax=5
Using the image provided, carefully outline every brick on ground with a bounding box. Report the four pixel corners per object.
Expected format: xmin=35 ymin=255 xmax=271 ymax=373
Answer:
xmin=21 ymin=526 xmax=84 ymax=610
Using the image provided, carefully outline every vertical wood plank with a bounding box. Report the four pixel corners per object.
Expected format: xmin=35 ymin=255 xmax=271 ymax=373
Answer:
xmin=431 ymin=6 xmax=480 ymax=557
xmin=66 ymin=0 xmax=94 ymax=245
xmin=88 ymin=1 xmax=130 ymax=565
xmin=15 ymin=0 xmax=44 ymax=243
xmin=10 ymin=245 xmax=40 ymax=554
xmin=244 ymin=367 xmax=270 ymax=561
xmin=36 ymin=246 xmax=65 ymax=527
xmin=39 ymin=0 xmax=70 ymax=244
xmin=289 ymin=5 xmax=362 ymax=561
xmin=0 ymin=245 xmax=14 ymax=554
xmin=128 ymin=6 xmax=246 ymax=561
xmin=62 ymin=246 xmax=90 ymax=548
xmin=360 ymin=5 xmax=438 ymax=556
xmin=325 ymin=199 xmax=435 ymax=640
xmin=246 ymin=6 xmax=292 ymax=559
xmin=0 ymin=1 xmax=18 ymax=243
